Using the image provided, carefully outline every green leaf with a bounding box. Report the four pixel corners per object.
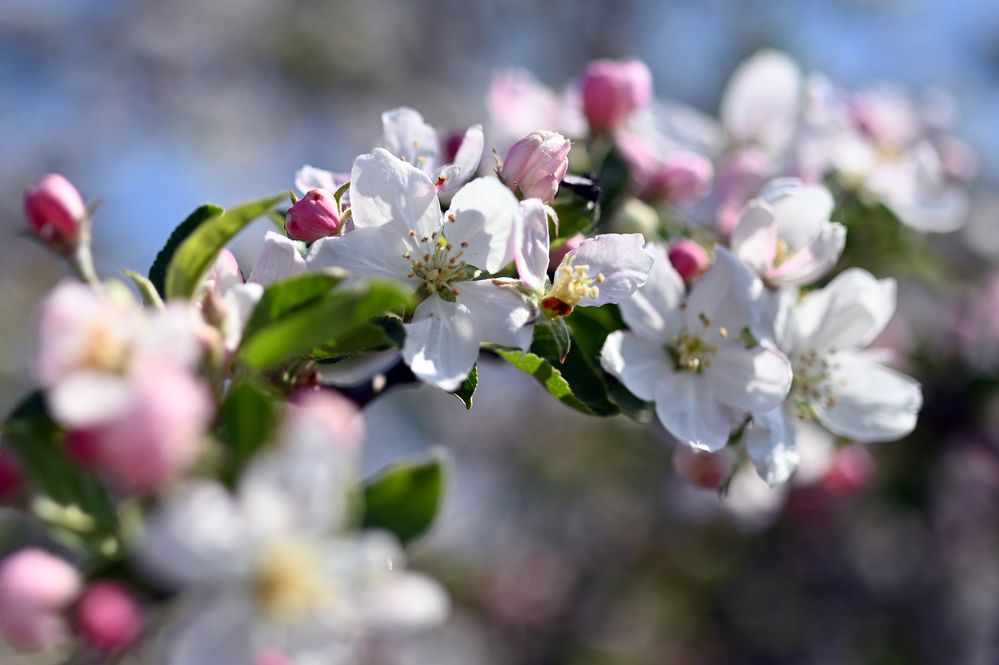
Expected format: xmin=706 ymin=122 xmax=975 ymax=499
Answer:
xmin=451 ymin=365 xmax=477 ymax=410
xmin=241 ymin=272 xmax=345 ymax=341
xmin=2 ymin=393 xmax=118 ymax=556
xmin=595 ymin=146 xmax=631 ymax=215
xmin=546 ymin=317 xmax=572 ymax=363
xmin=361 ymin=450 xmax=447 ymax=545
xmin=148 ymin=204 xmax=225 ymax=296
xmin=164 ymin=193 xmax=288 ymax=299
xmin=309 ymin=316 xmax=405 ymax=360
xmin=215 ymin=382 xmax=280 ymax=484
xmin=121 ymin=269 xmax=164 ymax=308
xmin=549 ymin=177 xmax=601 ymax=247
xmin=238 ymin=280 xmax=411 ymax=370
xmin=497 ymin=347 xmax=596 ymax=415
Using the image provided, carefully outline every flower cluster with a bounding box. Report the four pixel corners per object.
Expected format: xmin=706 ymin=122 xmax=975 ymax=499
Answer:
xmin=0 ymin=49 xmax=972 ymax=662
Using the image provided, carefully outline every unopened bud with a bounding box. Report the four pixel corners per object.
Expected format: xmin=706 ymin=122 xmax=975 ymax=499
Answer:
xmin=24 ymin=174 xmax=87 ymax=249
xmin=285 ymin=189 xmax=340 ymax=242
xmin=0 ymin=549 xmax=81 ymax=650
xmin=668 ymin=239 xmax=710 ymax=283
xmin=609 ymin=197 xmax=659 ymax=238
xmin=75 ymin=582 xmax=143 ymax=653
xmin=580 ymin=59 xmax=653 ymax=130
xmin=501 ymin=131 xmax=571 ymax=203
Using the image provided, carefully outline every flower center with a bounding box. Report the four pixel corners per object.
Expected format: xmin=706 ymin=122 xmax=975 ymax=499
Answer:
xmin=405 ymin=226 xmax=472 ymax=300
xmin=791 ymin=349 xmax=838 ymax=414
xmin=668 ymin=331 xmax=718 ymax=373
xmin=542 ymin=255 xmax=604 ymax=317
xmin=253 ymin=541 xmax=330 ymax=620
xmin=773 ymin=238 xmax=790 ymax=267
xmin=82 ymin=320 xmax=128 ymax=373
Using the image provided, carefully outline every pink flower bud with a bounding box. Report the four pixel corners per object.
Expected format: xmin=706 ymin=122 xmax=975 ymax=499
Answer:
xmin=668 ymin=239 xmax=710 ymax=283
xmin=673 ymin=446 xmax=734 ymax=490
xmin=0 ymin=549 xmax=81 ymax=650
xmin=285 ymin=189 xmax=340 ymax=242
xmin=0 ymin=450 xmax=23 ymax=503
xmin=580 ymin=59 xmax=653 ymax=130
xmin=24 ymin=174 xmax=87 ymax=247
xmin=548 ymin=234 xmax=584 ymax=272
xmin=501 ymin=131 xmax=571 ymax=203
xmin=75 ymin=582 xmax=143 ymax=653
xmin=820 ymin=446 xmax=874 ymax=498
xmin=619 ymin=134 xmax=714 ymax=202
xmin=255 ymin=650 xmax=294 ymax=665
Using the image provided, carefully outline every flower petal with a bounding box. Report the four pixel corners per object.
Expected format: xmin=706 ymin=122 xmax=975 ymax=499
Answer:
xmin=348 ymin=148 xmax=442 ymax=236
xmin=294 ymin=165 xmax=348 ymax=196
xmin=618 ymin=244 xmax=685 ymax=339
xmin=744 ymin=406 xmax=799 ymax=486
xmin=654 ymin=372 xmax=732 ymax=452
xmin=438 ymin=124 xmax=485 ymax=197
xmin=720 ymin=50 xmax=802 ymax=152
xmin=402 ymin=295 xmax=479 ymax=391
xmin=443 ymin=177 xmax=520 ymax=273
xmin=513 ymin=198 xmax=550 ymax=292
xmin=600 ymin=330 xmax=672 ymax=402
xmin=307 ymin=226 xmax=415 ymax=287
xmin=762 ymin=179 xmax=835 ymax=250
xmin=247 ymin=231 xmax=308 ymax=286
xmin=167 ymin=592 xmax=256 ymax=665
xmin=685 ymin=245 xmax=762 ymax=336
xmin=363 ymin=572 xmax=450 ymax=629
xmin=47 ymin=372 xmax=132 ymax=429
xmin=765 ymin=221 xmax=845 ymax=286
xmin=379 ymin=107 xmax=440 ymax=172
xmin=815 ymin=351 xmax=922 ymax=442
xmin=707 ymin=343 xmax=792 ymax=413
xmin=456 ymin=280 xmax=532 ymax=350
xmin=792 ymin=268 xmax=895 ymax=352
xmin=561 ymin=233 xmax=654 ymax=307
xmin=730 ymin=201 xmax=777 ymax=272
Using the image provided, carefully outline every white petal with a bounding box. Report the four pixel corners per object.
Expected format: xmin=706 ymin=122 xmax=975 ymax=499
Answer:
xmin=618 ymin=244 xmax=685 ymax=339
xmin=379 ymin=107 xmax=440 ymax=173
xmin=600 ymin=330 xmax=671 ymax=402
xmin=456 ymin=280 xmax=532 ymax=350
xmin=47 ymin=372 xmax=132 ymax=429
xmin=438 ymin=124 xmax=485 ymax=197
xmin=402 ymin=295 xmax=479 ymax=391
xmin=706 ymin=343 xmax=792 ymax=413
xmin=363 ymin=572 xmax=450 ymax=629
xmin=513 ymin=198 xmax=550 ymax=292
xmin=654 ymin=372 xmax=732 ymax=452
xmin=295 ymin=165 xmax=347 ymax=195
xmin=139 ymin=482 xmax=253 ymax=588
xmin=744 ymin=406 xmax=799 ymax=486
xmin=307 ymin=226 xmax=415 ymax=287
xmin=561 ymin=234 xmax=654 ymax=307
xmin=766 ymin=221 xmax=845 ymax=286
xmin=764 ymin=179 xmax=835 ymax=250
xmin=730 ymin=202 xmax=777 ymax=272
xmin=815 ymin=351 xmax=921 ymax=442
xmin=685 ymin=245 xmax=761 ymax=335
xmin=721 ymin=50 xmax=802 ymax=152
xmin=318 ymin=350 xmax=402 ymax=388
xmin=792 ymin=268 xmax=895 ymax=352
xmin=348 ymin=148 xmax=442 ymax=236
xmin=247 ymin=231 xmax=308 ymax=286
xmin=167 ymin=592 xmax=256 ymax=665
xmin=443 ymin=177 xmax=520 ymax=273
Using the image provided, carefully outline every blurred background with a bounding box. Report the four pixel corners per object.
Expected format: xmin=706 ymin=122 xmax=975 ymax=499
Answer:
xmin=3 ymin=1 xmax=999 ymax=663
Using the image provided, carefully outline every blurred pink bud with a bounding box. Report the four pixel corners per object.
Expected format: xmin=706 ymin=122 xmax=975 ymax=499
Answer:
xmin=24 ymin=174 xmax=87 ymax=247
xmin=0 ymin=549 xmax=81 ymax=650
xmin=289 ymin=389 xmax=365 ymax=448
xmin=255 ymin=650 xmax=294 ymax=665
xmin=501 ymin=131 xmax=571 ymax=203
xmin=285 ymin=189 xmax=340 ymax=242
xmin=668 ymin=239 xmax=710 ymax=283
xmin=938 ymin=137 xmax=977 ymax=183
xmin=617 ymin=134 xmax=713 ymax=203
xmin=71 ymin=368 xmax=213 ymax=495
xmin=821 ymin=446 xmax=874 ymax=498
xmin=548 ymin=234 xmax=584 ymax=272
xmin=75 ymin=582 xmax=143 ymax=653
xmin=0 ymin=450 xmax=23 ymax=503
xmin=673 ymin=446 xmax=734 ymax=490
xmin=580 ymin=59 xmax=653 ymax=130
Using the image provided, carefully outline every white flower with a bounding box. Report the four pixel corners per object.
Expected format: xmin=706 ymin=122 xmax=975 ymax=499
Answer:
xmin=601 ymin=245 xmax=792 ymax=451
xmin=140 ymin=396 xmax=447 ymax=665
xmin=720 ymin=50 xmax=803 ymax=157
xmin=745 ymin=269 xmax=922 ymax=485
xmin=308 ymin=148 xmax=532 ymax=390
xmin=514 ymin=199 xmax=654 ymax=317
xmin=730 ymin=178 xmax=846 ymax=287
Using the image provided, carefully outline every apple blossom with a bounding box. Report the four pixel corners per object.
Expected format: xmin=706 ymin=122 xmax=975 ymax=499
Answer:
xmin=730 ymin=178 xmax=846 ymax=287
xmin=285 ymin=189 xmax=341 ymax=242
xmin=719 ymin=50 xmax=802 ymax=156
xmin=24 ymin=173 xmax=87 ymax=247
xmin=486 ymin=68 xmax=587 ymax=150
xmin=308 ymin=148 xmax=533 ymax=390
xmin=580 ymin=59 xmax=653 ymax=130
xmin=500 ymin=130 xmax=571 ymax=203
xmin=616 ymin=133 xmax=713 ymax=202
xmin=0 ymin=549 xmax=81 ymax=650
xmin=75 ymin=582 xmax=144 ymax=652
xmin=601 ymin=245 xmax=792 ymax=451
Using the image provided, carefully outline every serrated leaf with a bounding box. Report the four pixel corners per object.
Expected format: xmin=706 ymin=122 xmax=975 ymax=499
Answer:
xmin=451 ymin=365 xmax=477 ymax=410
xmin=148 ymin=204 xmax=224 ymax=296
xmin=165 ymin=193 xmax=288 ymax=299
xmin=215 ymin=382 xmax=279 ymax=485
xmin=121 ymin=269 xmax=164 ymax=308
xmin=238 ymin=280 xmax=411 ymax=370
xmin=361 ymin=450 xmax=447 ymax=545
